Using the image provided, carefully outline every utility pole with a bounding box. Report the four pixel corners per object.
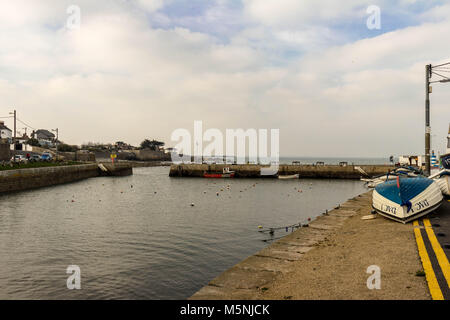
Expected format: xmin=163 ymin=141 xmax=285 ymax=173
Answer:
xmin=9 ymin=110 xmax=16 ymax=151
xmin=425 ymin=61 xmax=450 ymax=175
xmin=425 ymin=65 xmax=431 ymax=176
xmin=52 ymin=128 xmax=59 ymax=160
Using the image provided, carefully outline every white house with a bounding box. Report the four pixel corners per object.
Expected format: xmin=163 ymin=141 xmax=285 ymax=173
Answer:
xmin=398 ymin=155 xmax=426 ymax=167
xmin=0 ymin=121 xmax=12 ymax=140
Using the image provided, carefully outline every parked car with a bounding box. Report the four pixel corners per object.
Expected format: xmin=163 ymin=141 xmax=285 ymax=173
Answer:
xmin=30 ymin=154 xmax=41 ymax=162
xmin=11 ymin=155 xmax=27 ymax=163
xmin=41 ymin=152 xmax=53 ymax=161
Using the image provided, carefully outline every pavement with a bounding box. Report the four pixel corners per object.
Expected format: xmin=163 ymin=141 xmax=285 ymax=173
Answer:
xmin=413 ymin=198 xmax=450 ymax=300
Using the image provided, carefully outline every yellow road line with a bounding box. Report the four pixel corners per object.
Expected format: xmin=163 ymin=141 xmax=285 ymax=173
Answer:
xmin=423 ymin=218 xmax=450 ymax=288
xmin=413 ymin=220 xmax=444 ymax=300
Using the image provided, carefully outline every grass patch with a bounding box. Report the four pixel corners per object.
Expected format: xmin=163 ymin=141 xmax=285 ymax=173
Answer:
xmin=0 ymin=161 xmax=83 ymax=171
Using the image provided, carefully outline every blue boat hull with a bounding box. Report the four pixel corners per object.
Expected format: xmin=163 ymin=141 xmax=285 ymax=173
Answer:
xmin=372 ymin=177 xmax=443 ymax=223
xmin=441 ymin=153 xmax=450 ymax=170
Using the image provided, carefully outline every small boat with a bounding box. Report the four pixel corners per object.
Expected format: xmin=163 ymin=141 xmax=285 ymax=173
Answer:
xmin=361 ymin=166 xmax=421 ymax=188
xmin=372 ymin=176 xmax=443 ymax=223
xmin=440 ymin=124 xmax=450 ymax=169
xmin=203 ymin=167 xmax=235 ymax=178
xmin=441 ymin=153 xmax=450 ymax=170
xmin=429 ymin=169 xmax=450 ymax=196
xmin=278 ymin=174 xmax=299 ymax=180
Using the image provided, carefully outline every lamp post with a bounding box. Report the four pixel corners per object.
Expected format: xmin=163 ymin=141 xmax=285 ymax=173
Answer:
xmin=425 ymin=62 xmax=450 ymax=175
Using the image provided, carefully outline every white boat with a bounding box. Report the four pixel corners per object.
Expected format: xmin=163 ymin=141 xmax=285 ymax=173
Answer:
xmin=372 ymin=176 xmax=443 ymax=223
xmin=429 ymin=169 xmax=450 ymax=196
xmin=278 ymin=174 xmax=299 ymax=180
xmin=361 ymin=166 xmax=420 ymax=188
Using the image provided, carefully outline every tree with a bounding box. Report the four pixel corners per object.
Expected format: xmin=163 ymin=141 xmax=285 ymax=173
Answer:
xmin=26 ymin=138 xmax=40 ymax=146
xmin=140 ymin=139 xmax=165 ymax=151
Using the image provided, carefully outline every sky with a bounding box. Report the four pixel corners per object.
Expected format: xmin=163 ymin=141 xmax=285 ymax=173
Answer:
xmin=0 ymin=0 xmax=449 ymax=157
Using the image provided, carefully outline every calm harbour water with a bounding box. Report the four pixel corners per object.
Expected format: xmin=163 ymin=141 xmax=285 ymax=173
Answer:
xmin=0 ymin=166 xmax=368 ymax=299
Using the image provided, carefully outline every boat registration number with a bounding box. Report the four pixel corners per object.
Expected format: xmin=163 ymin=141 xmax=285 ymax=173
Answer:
xmin=381 ymin=199 xmax=429 ymax=215
xmin=413 ymin=199 xmax=429 ymax=212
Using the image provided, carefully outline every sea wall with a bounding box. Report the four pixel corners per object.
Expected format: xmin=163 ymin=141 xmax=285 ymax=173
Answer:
xmin=0 ymin=143 xmax=10 ymax=161
xmin=99 ymin=162 xmax=133 ymax=176
xmin=93 ymin=150 xmax=171 ymax=161
xmin=58 ymin=151 xmax=96 ymax=162
xmin=0 ymin=163 xmax=133 ymax=193
xmin=169 ymin=164 xmax=394 ymax=179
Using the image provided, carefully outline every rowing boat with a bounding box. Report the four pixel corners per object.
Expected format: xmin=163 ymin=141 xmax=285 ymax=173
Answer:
xmin=372 ymin=176 xmax=443 ymax=223
xmin=278 ymin=174 xmax=299 ymax=180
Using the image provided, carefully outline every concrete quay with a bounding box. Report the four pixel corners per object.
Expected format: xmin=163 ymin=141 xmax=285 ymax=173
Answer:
xmin=190 ymin=191 xmax=432 ymax=300
xmin=170 ymin=164 xmax=394 ymax=179
xmin=0 ymin=163 xmax=133 ymax=193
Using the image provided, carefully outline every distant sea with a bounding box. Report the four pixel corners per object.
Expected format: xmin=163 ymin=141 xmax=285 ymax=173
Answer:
xmin=200 ymin=156 xmax=393 ymax=165
xmin=278 ymin=157 xmax=392 ymax=165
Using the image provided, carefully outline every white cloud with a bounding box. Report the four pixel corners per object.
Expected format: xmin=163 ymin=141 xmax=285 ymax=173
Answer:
xmin=136 ymin=0 xmax=165 ymax=12
xmin=0 ymin=1 xmax=449 ymax=157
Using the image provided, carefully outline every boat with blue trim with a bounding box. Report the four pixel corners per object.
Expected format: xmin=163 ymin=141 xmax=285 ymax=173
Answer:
xmin=429 ymin=169 xmax=450 ymax=196
xmin=372 ymin=176 xmax=443 ymax=223
xmin=441 ymin=124 xmax=450 ymax=170
xmin=361 ymin=166 xmax=421 ymax=188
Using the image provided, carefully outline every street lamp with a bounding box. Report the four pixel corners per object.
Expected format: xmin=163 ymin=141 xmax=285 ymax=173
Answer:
xmin=425 ymin=62 xmax=450 ymax=175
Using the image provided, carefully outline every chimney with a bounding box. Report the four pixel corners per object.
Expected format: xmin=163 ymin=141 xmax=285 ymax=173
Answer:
xmin=0 ymin=121 xmax=4 ymax=126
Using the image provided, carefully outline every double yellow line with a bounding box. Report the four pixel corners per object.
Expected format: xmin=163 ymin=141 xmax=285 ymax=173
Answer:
xmin=413 ymin=217 xmax=450 ymax=300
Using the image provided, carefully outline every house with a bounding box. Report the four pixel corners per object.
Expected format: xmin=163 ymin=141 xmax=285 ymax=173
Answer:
xmin=0 ymin=121 xmax=12 ymax=140
xmin=399 ymin=155 xmax=425 ymax=167
xmin=32 ymin=129 xmax=55 ymax=147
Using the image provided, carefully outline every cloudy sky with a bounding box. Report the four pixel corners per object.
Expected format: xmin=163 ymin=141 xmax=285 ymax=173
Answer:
xmin=0 ymin=0 xmax=449 ymax=157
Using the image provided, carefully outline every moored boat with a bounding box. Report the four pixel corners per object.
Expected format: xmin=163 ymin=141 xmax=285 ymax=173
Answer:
xmin=278 ymin=174 xmax=299 ymax=180
xmin=441 ymin=153 xmax=450 ymax=170
xmin=429 ymin=169 xmax=450 ymax=196
xmin=361 ymin=166 xmax=421 ymax=188
xmin=203 ymin=167 xmax=235 ymax=178
xmin=372 ymin=176 xmax=443 ymax=223
xmin=441 ymin=124 xmax=450 ymax=169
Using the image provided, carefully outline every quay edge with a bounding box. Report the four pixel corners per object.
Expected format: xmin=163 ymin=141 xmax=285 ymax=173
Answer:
xmin=169 ymin=164 xmax=395 ymax=179
xmin=190 ymin=191 xmax=430 ymax=300
xmin=0 ymin=163 xmax=133 ymax=194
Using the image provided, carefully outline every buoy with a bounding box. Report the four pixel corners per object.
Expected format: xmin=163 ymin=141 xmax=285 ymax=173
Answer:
xmin=216 ymin=192 xmax=219 ymax=196
xmin=190 ymin=203 xmax=195 ymax=207
xmin=258 ymin=225 xmax=263 ymax=229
